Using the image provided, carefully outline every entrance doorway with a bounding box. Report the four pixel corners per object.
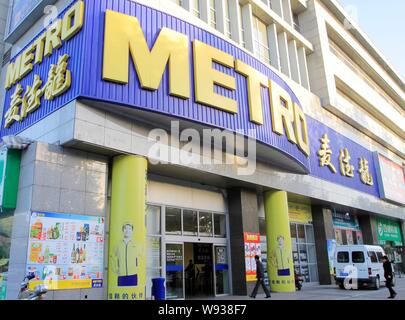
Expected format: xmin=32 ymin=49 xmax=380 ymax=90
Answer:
xmin=184 ymin=243 xmax=214 ymax=298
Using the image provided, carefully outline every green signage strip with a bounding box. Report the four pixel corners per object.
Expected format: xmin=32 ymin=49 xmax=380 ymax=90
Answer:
xmin=377 ymin=217 xmax=403 ymax=246
xmin=0 ymin=147 xmax=22 ymax=210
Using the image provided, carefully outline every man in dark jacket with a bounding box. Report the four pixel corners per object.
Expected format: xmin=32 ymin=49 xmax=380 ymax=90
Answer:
xmin=382 ymin=255 xmax=397 ymax=299
xmin=250 ymin=255 xmax=271 ymax=298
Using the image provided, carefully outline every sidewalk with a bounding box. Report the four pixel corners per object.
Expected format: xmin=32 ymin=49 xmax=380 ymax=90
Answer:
xmin=211 ymin=277 xmax=405 ymax=300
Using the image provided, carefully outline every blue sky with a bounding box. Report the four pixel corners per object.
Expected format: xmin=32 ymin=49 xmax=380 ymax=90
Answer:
xmin=338 ymin=0 xmax=405 ymax=78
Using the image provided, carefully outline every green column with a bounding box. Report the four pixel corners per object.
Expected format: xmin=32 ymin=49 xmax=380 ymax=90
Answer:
xmin=263 ymin=190 xmax=295 ymax=292
xmin=108 ymin=155 xmax=148 ymax=300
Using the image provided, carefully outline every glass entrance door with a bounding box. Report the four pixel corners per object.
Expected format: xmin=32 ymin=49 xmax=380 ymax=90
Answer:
xmin=165 ymin=243 xmax=184 ymax=299
xmin=214 ymin=245 xmax=230 ymax=295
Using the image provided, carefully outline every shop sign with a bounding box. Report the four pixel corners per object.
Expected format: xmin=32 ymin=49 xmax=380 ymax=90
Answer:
xmin=244 ymin=232 xmax=261 ymax=282
xmin=26 ymin=211 xmax=105 ymax=290
xmin=377 ymin=218 xmax=403 ymax=246
xmin=374 ymin=153 xmax=405 ymax=206
xmin=332 ymin=211 xmax=360 ymax=230
xmin=0 ymin=147 xmax=21 ymax=210
xmin=1 ymin=0 xmax=380 ymax=198
xmin=288 ymin=202 xmax=312 ymax=224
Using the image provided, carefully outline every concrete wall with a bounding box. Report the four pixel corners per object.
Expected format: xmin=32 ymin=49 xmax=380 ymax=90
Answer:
xmin=6 ymin=142 xmax=108 ymax=300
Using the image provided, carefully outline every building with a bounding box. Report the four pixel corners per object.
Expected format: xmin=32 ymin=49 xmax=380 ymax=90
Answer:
xmin=0 ymin=0 xmax=404 ymax=300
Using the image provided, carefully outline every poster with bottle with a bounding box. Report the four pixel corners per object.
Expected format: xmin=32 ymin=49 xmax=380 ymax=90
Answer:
xmin=244 ymin=232 xmax=261 ymax=282
xmin=26 ymin=212 xmax=105 ymax=290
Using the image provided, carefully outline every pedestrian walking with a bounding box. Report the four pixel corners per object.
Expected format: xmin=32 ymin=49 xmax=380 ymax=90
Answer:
xmin=382 ymin=255 xmax=397 ymax=299
xmin=250 ymin=255 xmax=271 ymax=298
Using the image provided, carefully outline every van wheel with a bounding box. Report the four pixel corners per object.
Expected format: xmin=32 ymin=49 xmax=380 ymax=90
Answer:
xmin=339 ymin=283 xmax=345 ymax=289
xmin=374 ymin=277 xmax=380 ymax=290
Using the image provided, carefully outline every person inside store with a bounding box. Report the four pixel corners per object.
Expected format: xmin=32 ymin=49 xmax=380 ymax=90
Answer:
xmin=382 ymin=255 xmax=397 ymax=299
xmin=249 ymin=255 xmax=271 ymax=299
xmin=185 ymin=259 xmax=198 ymax=295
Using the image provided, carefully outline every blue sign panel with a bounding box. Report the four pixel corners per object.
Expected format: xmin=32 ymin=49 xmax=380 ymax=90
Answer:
xmin=0 ymin=0 xmax=380 ymax=198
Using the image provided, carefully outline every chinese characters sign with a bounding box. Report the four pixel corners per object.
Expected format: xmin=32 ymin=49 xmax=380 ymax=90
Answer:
xmin=317 ymin=134 xmax=373 ymax=186
xmin=26 ymin=212 xmax=105 ymax=290
xmin=4 ymin=54 xmax=72 ymax=129
xmin=244 ymin=232 xmax=261 ymax=282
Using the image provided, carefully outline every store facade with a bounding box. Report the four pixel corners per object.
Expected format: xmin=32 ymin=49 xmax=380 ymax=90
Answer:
xmin=0 ymin=0 xmax=404 ymax=300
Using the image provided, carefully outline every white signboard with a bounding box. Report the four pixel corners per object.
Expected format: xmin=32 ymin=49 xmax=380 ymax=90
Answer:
xmin=374 ymin=153 xmax=405 ymax=205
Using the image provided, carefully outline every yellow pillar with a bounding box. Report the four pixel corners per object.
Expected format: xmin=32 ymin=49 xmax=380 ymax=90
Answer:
xmin=263 ymin=190 xmax=295 ymax=292
xmin=108 ymin=155 xmax=148 ymax=300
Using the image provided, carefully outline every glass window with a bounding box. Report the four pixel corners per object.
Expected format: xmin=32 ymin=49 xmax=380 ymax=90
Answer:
xmin=297 ymin=224 xmax=305 ymax=243
xmin=165 ymin=207 xmax=182 ymax=235
xmin=307 ymin=244 xmax=317 ymax=264
xmin=368 ymin=251 xmax=378 ymax=263
xmin=239 ymin=4 xmax=246 ymax=47
xmin=309 ymin=264 xmax=318 ymax=282
xmin=253 ymin=16 xmax=270 ymax=64
xmin=352 ymin=251 xmax=365 ymax=263
xmin=290 ymin=223 xmax=297 ymax=239
xmin=305 ymin=225 xmax=315 ymax=243
xmin=199 ymin=212 xmax=213 ymax=236
xmin=183 ymin=210 xmax=198 ymax=236
xmin=165 ymin=243 xmax=184 ymax=299
xmin=193 ymin=0 xmax=200 ymax=17
xmin=146 ymin=205 xmax=161 ymax=235
xmin=214 ymin=214 xmax=227 ymax=237
xmin=224 ymin=0 xmax=231 ymax=38
xmin=337 ymin=251 xmax=349 ymax=263
xmin=209 ymin=0 xmax=217 ymax=29
xmin=376 ymin=252 xmax=383 ymax=262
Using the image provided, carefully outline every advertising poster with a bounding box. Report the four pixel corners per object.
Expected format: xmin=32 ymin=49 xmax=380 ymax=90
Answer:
xmin=108 ymin=156 xmax=147 ymax=300
xmin=288 ymin=202 xmax=313 ymax=224
xmin=0 ymin=214 xmax=13 ymax=300
xmin=244 ymin=232 xmax=261 ymax=282
xmin=327 ymin=239 xmax=337 ymax=275
xmin=26 ymin=212 xmax=104 ymax=290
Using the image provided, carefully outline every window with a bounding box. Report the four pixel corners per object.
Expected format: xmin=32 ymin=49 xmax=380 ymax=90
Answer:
xmin=337 ymin=251 xmax=349 ymax=263
xmin=147 ymin=205 xmax=161 ymax=235
xmin=214 ymin=214 xmax=226 ymax=237
xmin=209 ymin=0 xmax=217 ymax=29
xmin=183 ymin=210 xmax=198 ymax=236
xmin=146 ymin=205 xmax=162 ymax=299
xmin=165 ymin=207 xmax=182 ymax=235
xmin=252 ymin=16 xmax=270 ymax=64
xmin=239 ymin=4 xmax=246 ymax=48
xmin=352 ymin=251 xmax=365 ymax=263
xmin=224 ymin=0 xmax=232 ymax=38
xmin=376 ymin=252 xmax=383 ymax=262
xmin=199 ymin=212 xmax=213 ymax=236
xmin=293 ymin=13 xmax=300 ymax=33
xmin=193 ymin=0 xmax=200 ymax=18
xmin=368 ymin=251 xmax=378 ymax=263
xmin=169 ymin=0 xmax=183 ymax=6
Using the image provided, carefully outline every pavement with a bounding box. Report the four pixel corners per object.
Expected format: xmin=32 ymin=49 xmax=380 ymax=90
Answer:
xmin=212 ymin=276 xmax=405 ymax=300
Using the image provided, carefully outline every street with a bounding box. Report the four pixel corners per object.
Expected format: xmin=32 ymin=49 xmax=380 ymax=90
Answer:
xmin=214 ymin=277 xmax=405 ymax=300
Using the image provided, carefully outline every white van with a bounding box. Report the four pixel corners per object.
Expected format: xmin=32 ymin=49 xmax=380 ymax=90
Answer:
xmin=334 ymin=245 xmax=391 ymax=290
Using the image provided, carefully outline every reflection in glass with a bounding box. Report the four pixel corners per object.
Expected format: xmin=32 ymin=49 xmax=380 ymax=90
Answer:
xmin=165 ymin=244 xmax=184 ymax=299
xmin=199 ymin=212 xmax=213 ymax=236
xmin=305 ymin=225 xmax=315 ymax=243
xmin=166 ymin=207 xmax=181 ymax=235
xmin=297 ymin=224 xmax=305 ymax=243
xmin=146 ymin=205 xmax=161 ymax=235
xmin=183 ymin=210 xmax=198 ymax=236
xmin=214 ymin=214 xmax=226 ymax=237
xmin=215 ymin=246 xmax=230 ymax=295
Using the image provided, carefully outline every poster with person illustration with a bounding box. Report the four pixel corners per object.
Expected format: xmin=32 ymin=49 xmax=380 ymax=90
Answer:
xmin=244 ymin=232 xmax=261 ymax=281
